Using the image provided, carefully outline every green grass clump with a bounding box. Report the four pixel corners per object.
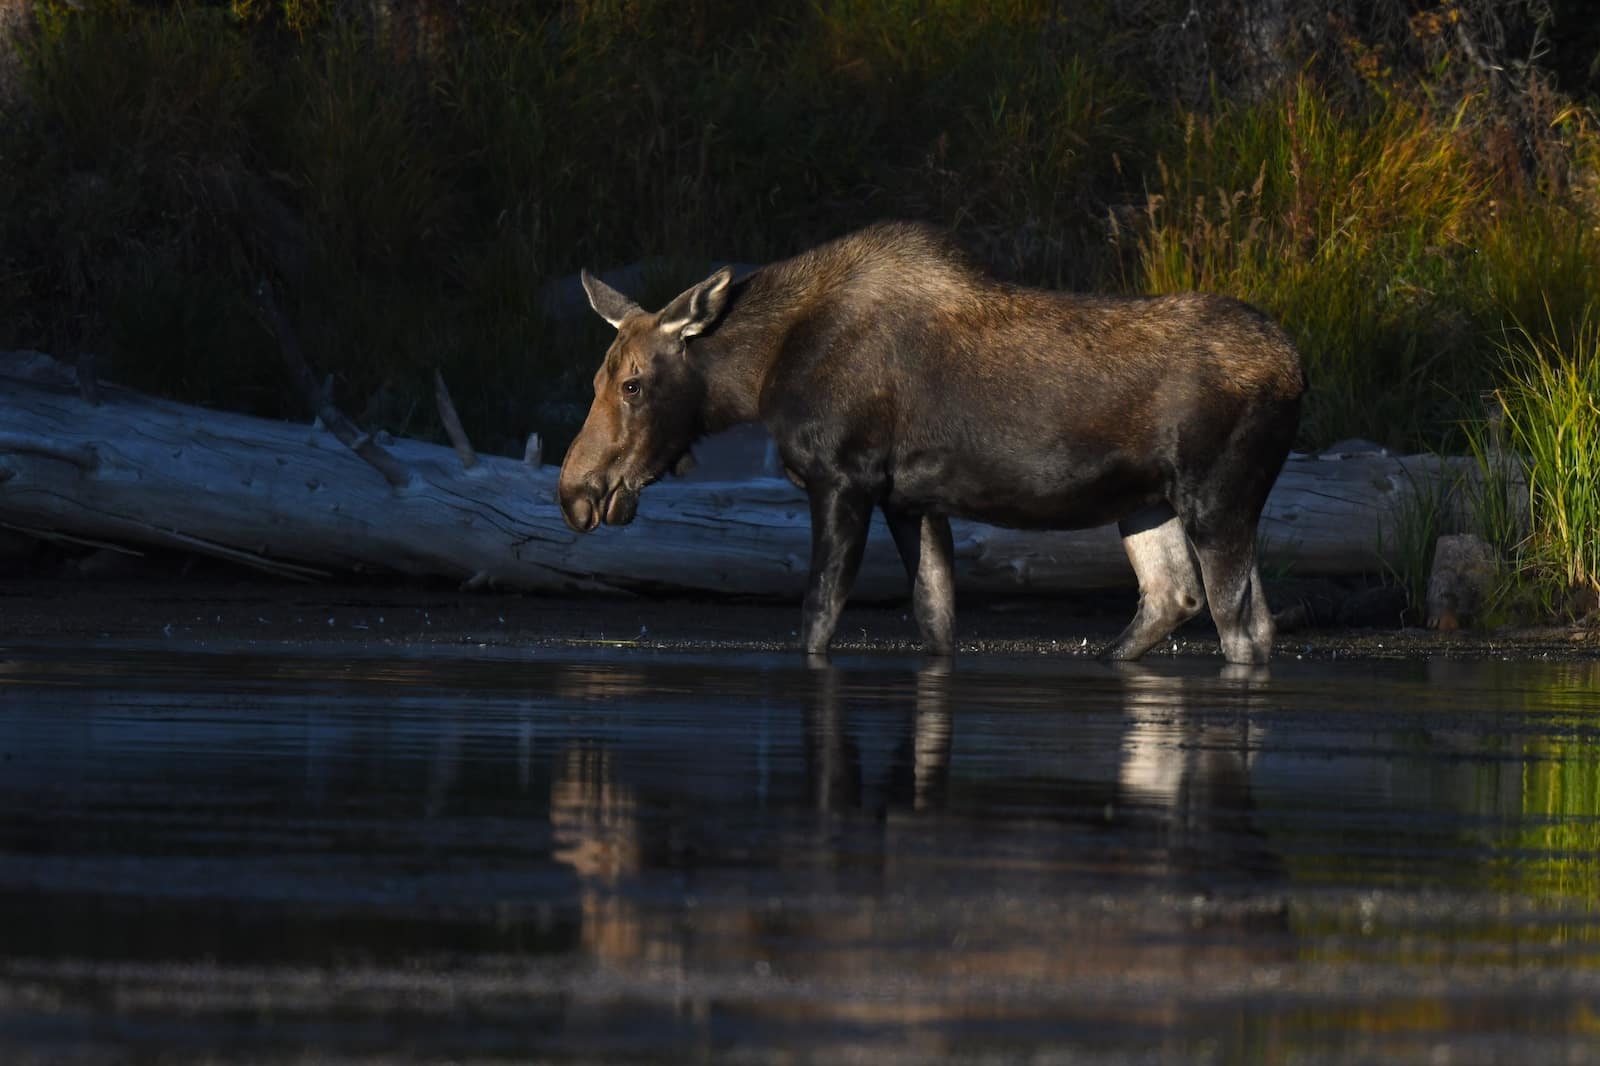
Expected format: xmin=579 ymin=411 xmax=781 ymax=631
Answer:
xmin=1490 ymin=321 xmax=1600 ymax=617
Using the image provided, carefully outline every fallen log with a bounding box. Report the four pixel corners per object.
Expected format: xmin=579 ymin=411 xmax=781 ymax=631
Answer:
xmin=0 ymin=350 xmax=1491 ymax=599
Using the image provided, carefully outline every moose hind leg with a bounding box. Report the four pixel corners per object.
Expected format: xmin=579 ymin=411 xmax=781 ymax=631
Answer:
xmin=1103 ymin=504 xmax=1205 ymax=661
xmin=884 ymin=507 xmax=956 ymax=656
xmin=1192 ymin=529 xmax=1274 ymax=665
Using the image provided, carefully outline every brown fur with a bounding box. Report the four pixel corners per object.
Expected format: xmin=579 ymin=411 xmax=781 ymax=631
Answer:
xmin=561 ymin=221 xmax=1307 ymax=665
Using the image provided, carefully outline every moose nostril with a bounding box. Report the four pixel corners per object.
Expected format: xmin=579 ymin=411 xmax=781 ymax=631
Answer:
xmin=561 ymin=492 xmax=598 ymax=533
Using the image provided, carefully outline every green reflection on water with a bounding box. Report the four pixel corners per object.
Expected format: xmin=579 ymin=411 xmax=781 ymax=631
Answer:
xmin=1511 ymin=749 xmax=1600 ymax=901
xmin=1284 ymin=661 xmax=1600 ymax=975
xmin=1504 ymin=662 xmax=1600 ymax=907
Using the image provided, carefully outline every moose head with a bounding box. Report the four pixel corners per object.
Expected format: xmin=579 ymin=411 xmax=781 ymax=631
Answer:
xmin=557 ymin=266 xmax=735 ymax=532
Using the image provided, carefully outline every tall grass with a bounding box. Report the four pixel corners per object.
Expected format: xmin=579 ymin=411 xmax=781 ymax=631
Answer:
xmin=3 ymin=3 xmax=278 ymax=408
xmin=1458 ymin=397 xmax=1524 ymax=624
xmin=1376 ymin=460 xmax=1461 ymax=626
xmin=1490 ymin=320 xmax=1600 ymax=616
xmin=1122 ymin=81 xmax=1558 ymax=449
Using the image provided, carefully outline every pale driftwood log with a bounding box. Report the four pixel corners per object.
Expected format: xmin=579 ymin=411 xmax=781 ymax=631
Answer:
xmin=0 ymin=350 xmax=1490 ymax=599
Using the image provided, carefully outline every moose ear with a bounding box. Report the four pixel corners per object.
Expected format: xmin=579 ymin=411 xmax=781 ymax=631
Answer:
xmin=658 ymin=266 xmax=734 ymax=340
xmin=581 ymin=269 xmax=643 ymax=329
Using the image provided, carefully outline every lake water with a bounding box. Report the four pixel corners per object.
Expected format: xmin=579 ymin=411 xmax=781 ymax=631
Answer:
xmin=2 ymin=644 xmax=1599 ymax=1063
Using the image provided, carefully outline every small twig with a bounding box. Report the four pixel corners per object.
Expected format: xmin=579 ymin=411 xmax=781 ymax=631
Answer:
xmin=432 ymin=369 xmax=478 ymax=470
xmin=75 ymin=353 xmax=101 ymax=407
xmin=255 ymin=280 xmax=414 ymax=490
xmin=141 ymin=525 xmax=330 ymax=581
xmin=523 ymin=432 xmax=543 ymax=468
xmin=9 ymin=519 xmax=330 ymax=581
xmin=0 ymin=521 xmax=144 ymax=556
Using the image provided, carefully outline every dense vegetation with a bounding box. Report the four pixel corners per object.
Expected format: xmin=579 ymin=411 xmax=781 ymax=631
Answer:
xmin=1 ymin=0 xmax=1596 ymax=612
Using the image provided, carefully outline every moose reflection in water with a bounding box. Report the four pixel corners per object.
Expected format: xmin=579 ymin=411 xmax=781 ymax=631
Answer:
xmin=6 ymin=653 xmax=1600 ymax=1061
xmin=545 ymin=661 xmax=1289 ymax=1004
xmin=559 ymin=222 xmax=1306 ymax=665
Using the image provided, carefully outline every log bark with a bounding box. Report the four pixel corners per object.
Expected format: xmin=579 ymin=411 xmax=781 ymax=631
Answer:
xmin=0 ymin=351 xmax=1492 ymax=599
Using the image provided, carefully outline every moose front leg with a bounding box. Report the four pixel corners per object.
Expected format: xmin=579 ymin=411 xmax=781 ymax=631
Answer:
xmin=801 ymin=484 xmax=874 ymax=658
xmin=883 ymin=507 xmax=956 ymax=656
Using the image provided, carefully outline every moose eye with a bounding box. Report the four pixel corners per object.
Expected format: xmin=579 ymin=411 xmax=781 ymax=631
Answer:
xmin=621 ymin=378 xmax=641 ymax=397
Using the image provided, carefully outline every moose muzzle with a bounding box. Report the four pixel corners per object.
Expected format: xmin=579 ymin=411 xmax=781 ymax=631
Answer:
xmin=557 ymin=475 xmax=639 ymax=532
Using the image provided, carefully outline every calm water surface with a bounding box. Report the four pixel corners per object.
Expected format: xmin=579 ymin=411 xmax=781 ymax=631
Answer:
xmin=2 ymin=644 xmax=1600 ymax=1063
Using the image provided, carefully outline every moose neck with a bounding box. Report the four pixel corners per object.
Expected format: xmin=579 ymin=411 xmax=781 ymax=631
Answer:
xmin=688 ymin=272 xmax=792 ymax=434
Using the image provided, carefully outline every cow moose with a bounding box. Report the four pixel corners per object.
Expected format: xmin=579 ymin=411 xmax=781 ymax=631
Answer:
xmin=558 ymin=222 xmax=1305 ymax=665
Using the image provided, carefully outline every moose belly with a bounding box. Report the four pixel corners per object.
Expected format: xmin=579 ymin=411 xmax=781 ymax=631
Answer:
xmin=886 ymin=447 xmax=1166 ymax=532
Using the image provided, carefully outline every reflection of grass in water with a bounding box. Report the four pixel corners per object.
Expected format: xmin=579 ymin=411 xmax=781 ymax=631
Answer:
xmin=1273 ymin=999 xmax=1600 ymax=1055
xmin=1280 ymin=663 xmax=1600 ymax=965
xmin=1496 ymin=662 xmax=1600 ymax=913
xmin=1508 ymin=744 xmax=1600 ymax=904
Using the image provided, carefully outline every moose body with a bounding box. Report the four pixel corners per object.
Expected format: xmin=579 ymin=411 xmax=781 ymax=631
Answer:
xmin=559 ymin=222 xmax=1305 ymax=664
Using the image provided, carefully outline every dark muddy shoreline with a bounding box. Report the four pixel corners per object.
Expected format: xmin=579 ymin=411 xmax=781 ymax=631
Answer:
xmin=2 ymin=574 xmax=1595 ymax=662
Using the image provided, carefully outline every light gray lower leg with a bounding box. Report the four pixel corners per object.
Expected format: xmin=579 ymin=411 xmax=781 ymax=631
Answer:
xmin=911 ymin=516 xmax=956 ymax=655
xmin=885 ymin=508 xmax=956 ymax=656
xmin=1247 ymin=565 xmax=1275 ymax=656
xmin=1103 ymin=505 xmax=1206 ymax=661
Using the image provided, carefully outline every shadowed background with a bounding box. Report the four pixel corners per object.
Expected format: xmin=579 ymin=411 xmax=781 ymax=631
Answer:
xmin=2 ymin=0 xmax=1598 ymax=614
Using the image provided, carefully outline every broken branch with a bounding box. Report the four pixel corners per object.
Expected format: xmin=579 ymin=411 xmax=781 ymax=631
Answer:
xmin=433 ymin=369 xmax=478 ymax=470
xmin=255 ymin=280 xmax=414 ymax=490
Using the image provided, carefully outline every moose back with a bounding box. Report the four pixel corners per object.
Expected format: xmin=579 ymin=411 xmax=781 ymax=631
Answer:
xmin=558 ymin=222 xmax=1306 ymax=665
